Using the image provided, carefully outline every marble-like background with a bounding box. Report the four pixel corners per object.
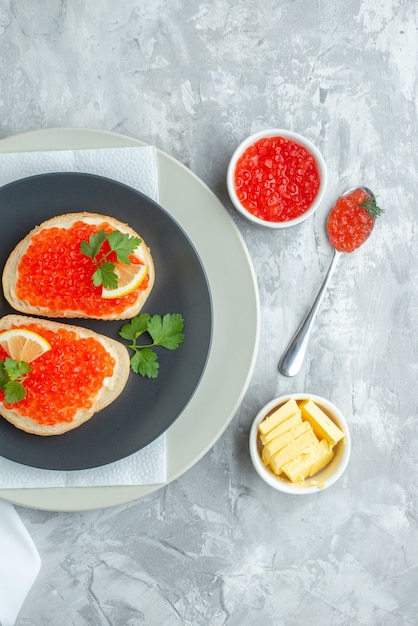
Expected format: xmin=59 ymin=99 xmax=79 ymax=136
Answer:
xmin=0 ymin=0 xmax=417 ymax=624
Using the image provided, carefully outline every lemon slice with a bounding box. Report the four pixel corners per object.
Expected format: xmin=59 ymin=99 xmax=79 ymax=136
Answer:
xmin=0 ymin=329 xmax=52 ymax=362
xmin=101 ymin=262 xmax=148 ymax=299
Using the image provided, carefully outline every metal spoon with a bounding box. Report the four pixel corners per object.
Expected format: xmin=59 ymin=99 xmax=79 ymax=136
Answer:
xmin=278 ymin=186 xmax=375 ymax=377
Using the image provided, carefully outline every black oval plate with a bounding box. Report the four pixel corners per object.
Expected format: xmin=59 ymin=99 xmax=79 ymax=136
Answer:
xmin=0 ymin=173 xmax=212 ymax=470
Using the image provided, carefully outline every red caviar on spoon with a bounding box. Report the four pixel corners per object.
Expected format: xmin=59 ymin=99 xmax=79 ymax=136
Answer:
xmin=279 ymin=186 xmax=384 ymax=377
xmin=326 ymin=187 xmax=384 ymax=253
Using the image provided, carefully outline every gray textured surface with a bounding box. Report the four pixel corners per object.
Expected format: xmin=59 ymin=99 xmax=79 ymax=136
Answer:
xmin=0 ymin=0 xmax=417 ymax=624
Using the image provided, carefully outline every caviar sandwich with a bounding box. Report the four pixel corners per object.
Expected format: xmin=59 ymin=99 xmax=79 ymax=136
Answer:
xmin=2 ymin=212 xmax=155 ymax=320
xmin=0 ymin=315 xmax=130 ymax=436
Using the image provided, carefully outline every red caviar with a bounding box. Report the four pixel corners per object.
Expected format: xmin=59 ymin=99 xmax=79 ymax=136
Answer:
xmin=327 ymin=188 xmax=374 ymax=253
xmin=0 ymin=324 xmax=115 ymax=425
xmin=234 ymin=136 xmax=321 ymax=222
xmin=16 ymin=221 xmax=148 ymax=316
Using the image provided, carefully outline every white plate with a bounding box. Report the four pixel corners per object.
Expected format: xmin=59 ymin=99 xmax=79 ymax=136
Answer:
xmin=0 ymin=128 xmax=260 ymax=511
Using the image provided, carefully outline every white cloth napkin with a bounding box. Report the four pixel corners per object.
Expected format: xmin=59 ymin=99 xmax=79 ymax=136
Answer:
xmin=0 ymin=145 xmax=166 ymax=487
xmin=0 ymin=500 xmax=41 ymax=626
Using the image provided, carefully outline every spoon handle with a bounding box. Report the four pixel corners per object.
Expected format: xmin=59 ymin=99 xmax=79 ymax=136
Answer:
xmin=278 ymin=249 xmax=343 ymax=377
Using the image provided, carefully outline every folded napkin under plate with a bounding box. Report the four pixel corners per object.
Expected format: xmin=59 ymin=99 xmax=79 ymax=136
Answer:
xmin=0 ymin=145 xmax=166 ymax=488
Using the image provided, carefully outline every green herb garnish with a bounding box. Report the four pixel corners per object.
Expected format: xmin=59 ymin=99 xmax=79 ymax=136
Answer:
xmin=0 ymin=358 xmax=32 ymax=403
xmin=119 ymin=313 xmax=185 ymax=378
xmin=80 ymin=229 xmax=141 ymax=289
xmin=359 ymin=195 xmax=384 ymax=218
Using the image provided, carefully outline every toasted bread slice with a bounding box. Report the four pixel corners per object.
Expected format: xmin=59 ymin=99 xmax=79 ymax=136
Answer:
xmin=0 ymin=315 xmax=130 ymax=436
xmin=2 ymin=212 xmax=155 ymax=320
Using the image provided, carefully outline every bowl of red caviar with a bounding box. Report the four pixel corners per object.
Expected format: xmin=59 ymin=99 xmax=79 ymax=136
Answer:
xmin=227 ymin=129 xmax=327 ymax=228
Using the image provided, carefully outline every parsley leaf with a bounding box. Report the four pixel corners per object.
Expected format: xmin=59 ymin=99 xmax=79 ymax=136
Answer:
xmin=119 ymin=313 xmax=151 ymax=341
xmin=4 ymin=358 xmax=31 ymax=380
xmin=92 ymin=261 xmax=118 ymax=289
xmin=147 ymin=313 xmax=185 ymax=349
xmin=0 ymin=362 xmax=9 ymax=389
xmin=0 ymin=358 xmax=32 ymax=404
xmin=4 ymin=381 xmax=27 ymax=404
xmin=119 ymin=313 xmax=185 ymax=378
xmin=80 ymin=229 xmax=141 ymax=289
xmin=106 ymin=231 xmax=141 ymax=265
xmin=130 ymin=349 xmax=159 ymax=379
xmin=80 ymin=230 xmax=106 ymax=259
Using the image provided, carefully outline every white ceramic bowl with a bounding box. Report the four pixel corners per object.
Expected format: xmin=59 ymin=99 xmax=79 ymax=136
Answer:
xmin=227 ymin=129 xmax=327 ymax=228
xmin=249 ymin=393 xmax=351 ymax=494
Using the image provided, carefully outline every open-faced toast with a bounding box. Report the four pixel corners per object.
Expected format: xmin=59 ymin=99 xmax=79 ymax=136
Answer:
xmin=2 ymin=212 xmax=155 ymax=320
xmin=0 ymin=315 xmax=130 ymax=436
